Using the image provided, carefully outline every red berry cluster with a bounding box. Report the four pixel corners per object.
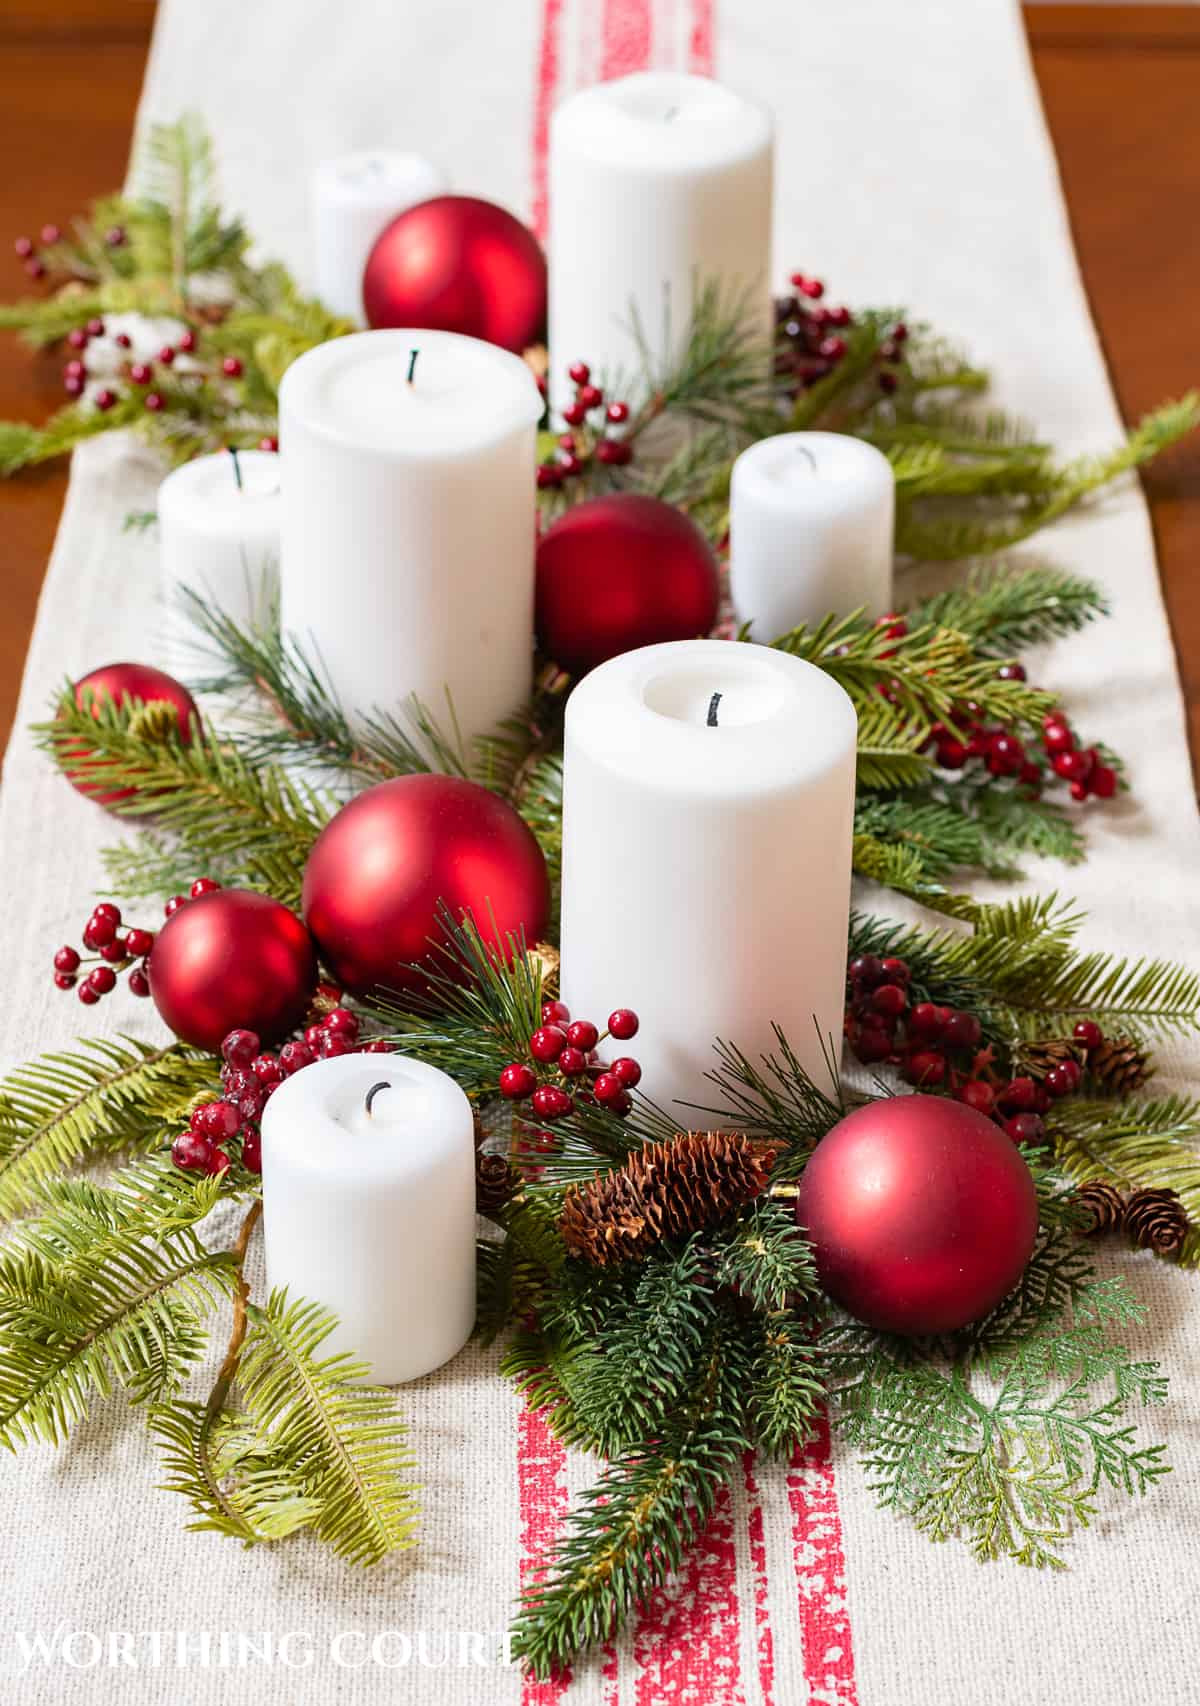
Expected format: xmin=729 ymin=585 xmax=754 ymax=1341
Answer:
xmin=499 ymin=1001 xmax=641 ymax=1126
xmin=877 ymin=643 xmax=1121 ymax=804
xmin=775 ymin=271 xmax=906 ymax=396
xmin=14 ymin=220 xmax=125 ymax=283
xmin=53 ymin=901 xmax=156 ymax=1005
xmin=171 ymin=1007 xmax=392 ymax=1179
xmin=846 ymin=954 xmax=1110 ymax=1147
xmin=537 ymin=362 xmax=632 ymax=490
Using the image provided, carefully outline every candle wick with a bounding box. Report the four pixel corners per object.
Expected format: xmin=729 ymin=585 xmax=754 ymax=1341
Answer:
xmin=796 ymin=446 xmax=817 ymax=472
xmin=664 ymin=106 xmax=679 ymax=122
xmin=407 ymin=348 xmax=420 ymax=385
xmin=364 ymin=1080 xmax=393 ymax=1116
xmin=228 ymin=446 xmax=243 ymax=491
xmin=707 ymin=692 xmax=722 ymax=728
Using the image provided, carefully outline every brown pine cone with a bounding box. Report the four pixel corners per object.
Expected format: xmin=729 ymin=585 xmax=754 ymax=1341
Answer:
xmin=1125 ymin=1187 xmax=1189 ymax=1256
xmin=476 ymin=1151 xmax=519 ymax=1217
xmin=560 ymin=1131 xmax=775 ymax=1267
xmin=1087 ymin=1036 xmax=1151 ymax=1095
xmin=1074 ymin=1180 xmax=1126 ymax=1236
xmin=1020 ymin=1038 xmax=1087 ymax=1080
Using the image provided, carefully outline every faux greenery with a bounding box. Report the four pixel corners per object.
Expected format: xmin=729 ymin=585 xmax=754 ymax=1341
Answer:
xmin=3 ymin=110 xmax=1199 ymax=1685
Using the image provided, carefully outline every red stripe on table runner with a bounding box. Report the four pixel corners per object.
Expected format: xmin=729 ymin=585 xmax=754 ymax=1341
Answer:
xmin=530 ymin=0 xmax=566 ymax=240
xmin=517 ymin=1404 xmax=572 ymax=1706
xmin=632 ymin=1483 xmax=746 ymax=1706
xmin=600 ymin=0 xmax=653 ymax=80
xmin=742 ymin=1450 xmax=777 ymax=1705
xmin=687 ymin=0 xmax=713 ymax=73
xmin=787 ymin=1417 xmax=860 ymax=1706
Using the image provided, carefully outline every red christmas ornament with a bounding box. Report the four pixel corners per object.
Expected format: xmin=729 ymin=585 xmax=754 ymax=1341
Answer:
xmin=536 ymin=494 xmax=720 ymax=677
xmin=796 ymin=1095 xmax=1039 ymax=1335
xmin=64 ymin=662 xmax=199 ymax=807
xmin=363 ymin=195 xmax=547 ymax=354
xmin=148 ymin=890 xmax=318 ymax=1053
xmin=301 ymin=774 xmax=550 ymax=1000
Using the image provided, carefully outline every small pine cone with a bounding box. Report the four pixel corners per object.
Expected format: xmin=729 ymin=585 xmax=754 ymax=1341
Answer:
xmin=522 ymin=343 xmax=550 ymax=381
xmin=1125 ymin=1188 xmax=1189 ymax=1256
xmin=559 ymin=1131 xmax=775 ymax=1267
xmin=527 ymin=940 xmax=561 ymax=993
xmin=476 ymin=1151 xmax=519 ymax=1217
xmin=1020 ymin=1038 xmax=1087 ymax=1081
xmin=1074 ymin=1180 xmax=1126 ymax=1236
xmin=127 ymin=701 xmax=184 ymax=744
xmin=1088 ymin=1036 xmax=1151 ymax=1096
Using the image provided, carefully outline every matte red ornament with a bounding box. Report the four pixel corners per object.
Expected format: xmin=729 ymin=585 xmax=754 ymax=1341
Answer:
xmin=536 ymin=494 xmax=720 ymax=676
xmin=363 ymin=195 xmax=547 ymax=354
xmin=148 ymin=890 xmax=318 ymax=1053
xmin=796 ymin=1094 xmax=1039 ymax=1335
xmin=301 ymin=774 xmax=551 ymax=1000
xmin=65 ymin=662 xmax=199 ymax=807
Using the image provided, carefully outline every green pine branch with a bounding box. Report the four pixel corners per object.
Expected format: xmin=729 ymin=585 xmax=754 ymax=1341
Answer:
xmin=509 ymin=1312 xmax=752 ymax=1679
xmin=908 ymin=558 xmax=1109 ymax=654
xmin=0 ymin=1037 xmax=215 ymax=1223
xmin=0 ymin=1162 xmax=236 ymax=1447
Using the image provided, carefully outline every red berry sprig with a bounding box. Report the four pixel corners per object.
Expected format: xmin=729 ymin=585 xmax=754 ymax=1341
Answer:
xmin=498 ymin=1001 xmax=642 ymax=1125
xmin=845 ymin=952 xmax=1112 ymax=1147
xmin=775 ymin=272 xmax=904 ymax=398
xmin=171 ymin=1006 xmax=393 ymax=1180
xmin=537 ymin=362 xmax=633 ymax=491
xmin=52 ymin=899 xmax=157 ymax=1005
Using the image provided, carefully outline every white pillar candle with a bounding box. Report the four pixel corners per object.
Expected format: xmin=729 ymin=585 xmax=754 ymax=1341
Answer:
xmin=261 ymin=1053 xmax=476 ymax=1385
xmin=730 ymin=432 xmax=895 ymax=638
xmin=548 ymin=72 xmax=773 ymax=412
xmin=278 ymin=330 xmax=542 ymax=756
xmin=561 ymin=640 xmax=857 ymax=1114
xmin=311 ymin=150 xmax=447 ymax=324
xmin=157 ymin=449 xmax=280 ymax=672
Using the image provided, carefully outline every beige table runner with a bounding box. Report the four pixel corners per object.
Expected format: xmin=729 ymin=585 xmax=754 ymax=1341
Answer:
xmin=2 ymin=2 xmax=1198 ymax=1701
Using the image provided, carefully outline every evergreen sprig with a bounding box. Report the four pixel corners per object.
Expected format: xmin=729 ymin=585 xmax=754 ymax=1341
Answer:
xmin=0 ymin=1037 xmax=215 ymax=1222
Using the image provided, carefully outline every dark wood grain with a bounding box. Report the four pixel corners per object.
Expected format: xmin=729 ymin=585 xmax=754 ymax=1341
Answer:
xmin=2 ymin=5 xmax=1199 ymax=776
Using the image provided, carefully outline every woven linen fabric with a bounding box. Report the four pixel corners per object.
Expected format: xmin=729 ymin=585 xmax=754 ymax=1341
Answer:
xmin=2 ymin=1 xmax=1199 ymax=1702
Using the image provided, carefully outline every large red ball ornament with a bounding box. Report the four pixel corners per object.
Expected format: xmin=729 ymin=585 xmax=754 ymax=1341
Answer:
xmin=148 ymin=890 xmax=318 ymax=1052
xmin=65 ymin=662 xmax=199 ymax=807
xmin=796 ymin=1095 xmax=1039 ymax=1335
xmin=536 ymin=493 xmax=720 ymax=677
xmin=301 ymin=774 xmax=551 ymax=1000
xmin=362 ymin=195 xmax=547 ymax=354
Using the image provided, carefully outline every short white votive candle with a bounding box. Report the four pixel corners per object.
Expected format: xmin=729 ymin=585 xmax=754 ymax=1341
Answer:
xmin=261 ymin=1053 xmax=476 ymax=1385
xmin=560 ymin=640 xmax=857 ymax=1116
xmin=730 ymin=432 xmax=895 ymax=638
xmin=157 ymin=448 xmax=280 ymax=672
xmin=548 ymin=72 xmax=773 ymax=412
xmin=278 ymin=329 xmax=542 ymax=757
xmin=311 ymin=150 xmax=447 ymax=324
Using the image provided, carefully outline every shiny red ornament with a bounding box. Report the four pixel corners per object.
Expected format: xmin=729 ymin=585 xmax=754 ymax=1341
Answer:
xmin=363 ymin=195 xmax=547 ymax=354
xmin=796 ymin=1095 xmax=1039 ymax=1335
xmin=64 ymin=662 xmax=199 ymax=807
xmin=301 ymin=775 xmax=551 ymax=1001
xmin=536 ymin=494 xmax=720 ymax=677
xmin=148 ymin=890 xmax=318 ymax=1053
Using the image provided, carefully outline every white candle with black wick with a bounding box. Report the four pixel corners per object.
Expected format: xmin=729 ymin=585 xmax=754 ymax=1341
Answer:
xmin=560 ymin=639 xmax=857 ymax=1116
xmin=278 ymin=329 xmax=542 ymax=759
xmin=730 ymin=431 xmax=895 ymax=638
xmin=157 ymin=447 xmax=280 ymax=670
xmin=260 ymin=1053 xmax=476 ymax=1385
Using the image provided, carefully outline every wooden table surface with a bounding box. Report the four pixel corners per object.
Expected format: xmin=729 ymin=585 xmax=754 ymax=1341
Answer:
xmin=2 ymin=3 xmax=1199 ymax=768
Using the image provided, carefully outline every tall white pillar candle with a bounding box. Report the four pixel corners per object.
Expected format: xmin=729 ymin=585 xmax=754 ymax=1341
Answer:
xmin=158 ymin=449 xmax=280 ymax=672
xmin=561 ymin=640 xmax=857 ymax=1114
xmin=730 ymin=432 xmax=895 ymax=638
xmin=279 ymin=330 xmax=542 ymax=756
xmin=311 ymin=150 xmax=447 ymax=324
xmin=548 ymin=73 xmax=773 ymax=412
xmin=261 ymin=1053 xmax=476 ymax=1385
